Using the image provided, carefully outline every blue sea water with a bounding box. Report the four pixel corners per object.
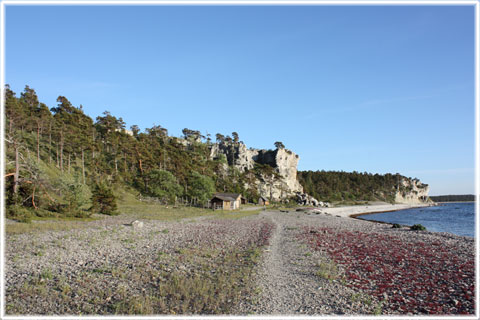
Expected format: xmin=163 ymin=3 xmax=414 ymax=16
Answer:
xmin=359 ymin=202 xmax=476 ymax=238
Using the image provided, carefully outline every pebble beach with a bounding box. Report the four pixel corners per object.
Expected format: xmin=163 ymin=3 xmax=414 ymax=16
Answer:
xmin=4 ymin=203 xmax=476 ymax=316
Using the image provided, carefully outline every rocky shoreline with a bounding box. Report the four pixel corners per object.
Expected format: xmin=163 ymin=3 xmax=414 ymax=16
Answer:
xmin=4 ymin=204 xmax=475 ymax=316
xmin=239 ymin=208 xmax=474 ymax=315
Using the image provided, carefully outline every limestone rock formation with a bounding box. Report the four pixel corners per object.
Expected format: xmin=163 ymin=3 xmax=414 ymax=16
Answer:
xmin=210 ymin=142 xmax=258 ymax=172
xmin=209 ymin=142 xmax=303 ymax=201
xmin=394 ymin=178 xmax=431 ymax=204
xmin=209 ymin=141 xmax=431 ymax=205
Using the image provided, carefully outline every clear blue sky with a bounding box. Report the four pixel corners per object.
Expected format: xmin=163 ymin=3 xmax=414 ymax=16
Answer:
xmin=4 ymin=4 xmax=475 ymax=195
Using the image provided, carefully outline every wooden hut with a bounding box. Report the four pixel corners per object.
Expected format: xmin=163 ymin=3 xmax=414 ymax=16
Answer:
xmin=258 ymin=196 xmax=269 ymax=206
xmin=241 ymin=196 xmax=247 ymax=205
xmin=210 ymin=193 xmax=242 ymax=210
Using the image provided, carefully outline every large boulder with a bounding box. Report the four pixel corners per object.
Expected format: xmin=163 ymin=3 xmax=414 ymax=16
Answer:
xmin=296 ymin=192 xmax=321 ymax=207
xmin=131 ymin=220 xmax=144 ymax=230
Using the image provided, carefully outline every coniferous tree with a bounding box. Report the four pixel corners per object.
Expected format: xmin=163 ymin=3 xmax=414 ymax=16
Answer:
xmin=91 ymin=182 xmax=118 ymax=215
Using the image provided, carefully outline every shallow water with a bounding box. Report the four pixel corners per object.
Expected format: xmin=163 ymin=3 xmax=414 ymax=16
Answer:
xmin=359 ymin=202 xmax=476 ymax=237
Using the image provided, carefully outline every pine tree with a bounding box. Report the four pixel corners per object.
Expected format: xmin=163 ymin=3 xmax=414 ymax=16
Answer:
xmin=91 ymin=183 xmax=118 ymax=215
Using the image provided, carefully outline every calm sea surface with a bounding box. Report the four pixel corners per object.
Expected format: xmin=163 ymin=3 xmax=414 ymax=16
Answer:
xmin=359 ymin=202 xmax=476 ymax=238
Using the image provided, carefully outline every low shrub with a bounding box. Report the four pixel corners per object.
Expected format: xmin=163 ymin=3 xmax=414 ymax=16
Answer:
xmin=391 ymin=224 xmax=401 ymax=229
xmin=47 ymin=202 xmax=91 ymax=218
xmin=7 ymin=205 xmax=34 ymax=223
xmin=316 ymin=259 xmax=339 ymax=281
xmin=410 ymin=224 xmax=426 ymax=231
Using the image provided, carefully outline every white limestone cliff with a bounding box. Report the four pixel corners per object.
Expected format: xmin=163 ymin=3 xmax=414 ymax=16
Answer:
xmin=394 ymin=178 xmax=431 ymax=204
xmin=210 ymin=142 xmax=303 ymax=201
xmin=209 ymin=141 xmax=430 ymax=205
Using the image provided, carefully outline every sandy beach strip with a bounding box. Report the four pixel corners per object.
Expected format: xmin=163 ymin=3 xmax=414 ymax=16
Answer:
xmin=322 ymin=203 xmax=432 ymax=219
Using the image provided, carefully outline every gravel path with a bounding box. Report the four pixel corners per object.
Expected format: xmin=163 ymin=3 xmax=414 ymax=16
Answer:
xmin=240 ymin=210 xmax=383 ymax=315
xmin=251 ymin=212 xmax=292 ymax=313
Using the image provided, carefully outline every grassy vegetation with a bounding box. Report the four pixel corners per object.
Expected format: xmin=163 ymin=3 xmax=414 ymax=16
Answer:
xmin=350 ymin=292 xmax=372 ymax=306
xmin=116 ymin=247 xmax=262 ymax=314
xmin=209 ymin=209 xmax=262 ymax=220
xmin=6 ymin=188 xmax=261 ymax=235
xmin=331 ymin=200 xmax=371 ymax=207
xmin=315 ymin=258 xmax=340 ymax=281
xmin=269 ymin=202 xmax=299 ymax=210
xmin=117 ymin=187 xmax=206 ymax=219
xmin=6 ymin=216 xmax=98 ymax=235
xmin=118 ymin=187 xmax=260 ymax=221
xmin=373 ymin=300 xmax=385 ymax=315
xmin=6 ymin=245 xmax=263 ymax=315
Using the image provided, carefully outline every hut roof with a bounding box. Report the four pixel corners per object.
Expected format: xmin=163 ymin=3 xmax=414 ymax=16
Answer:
xmin=212 ymin=192 xmax=241 ymax=201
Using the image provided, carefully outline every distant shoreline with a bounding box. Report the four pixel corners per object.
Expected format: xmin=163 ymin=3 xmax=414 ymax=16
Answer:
xmin=349 ymin=205 xmax=430 ymax=220
xmin=320 ymin=203 xmax=432 ymax=220
xmin=429 ymin=195 xmax=475 ymax=202
xmin=346 ymin=202 xmax=475 ymax=238
xmin=436 ymin=201 xmax=475 ymax=204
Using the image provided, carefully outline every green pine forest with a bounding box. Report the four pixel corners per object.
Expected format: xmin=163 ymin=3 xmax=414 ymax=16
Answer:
xmin=4 ymin=85 xmax=264 ymax=221
xmin=5 ymin=85 xmax=428 ymax=222
xmin=429 ymin=195 xmax=474 ymax=202
xmin=297 ymin=170 xmax=427 ymax=204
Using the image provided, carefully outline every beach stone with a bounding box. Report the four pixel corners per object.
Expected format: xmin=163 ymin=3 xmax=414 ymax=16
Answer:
xmin=131 ymin=220 xmax=144 ymax=230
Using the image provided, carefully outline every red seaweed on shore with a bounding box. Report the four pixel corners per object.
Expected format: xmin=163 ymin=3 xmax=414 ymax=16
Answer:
xmin=300 ymin=227 xmax=475 ymax=315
